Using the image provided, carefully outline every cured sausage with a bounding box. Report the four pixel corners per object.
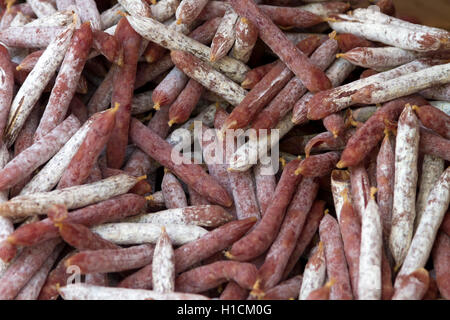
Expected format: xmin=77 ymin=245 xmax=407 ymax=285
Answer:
xmin=209 ymin=8 xmax=238 ymax=62
xmin=251 ymin=38 xmax=339 ymax=131
xmin=230 ymin=17 xmax=257 ymax=63
xmin=66 ymin=244 xmax=154 ymax=274
xmin=392 ymin=269 xmax=429 ymax=300
xmin=0 ymin=115 xmax=80 ymax=191
xmin=413 ymin=104 xmax=450 ymax=139
xmin=52 ymin=213 xmax=120 ymax=251
xmin=152 ymin=67 xmax=188 ymax=110
xmin=229 ymin=0 xmax=331 ymax=93
xmin=307 ymin=60 xmax=435 ymax=120
xmin=0 ymin=44 xmax=14 ymax=143
xmin=129 ymin=117 xmax=232 ymax=207
xmin=349 ymin=164 xmax=370 ymax=219
xmin=241 ymin=62 xmax=276 ymax=89
xmin=0 ymin=239 xmax=60 ymax=300
xmin=175 ymin=261 xmax=257 ymax=293
xmin=91 ymin=222 xmax=208 ymax=246
xmin=126 ymin=15 xmax=249 ymax=83
xmin=152 ymin=227 xmax=175 ymax=293
xmin=75 ymin=0 xmax=102 ymax=30
xmin=350 ymin=63 xmax=450 ymax=105
xmin=118 ymin=217 xmax=256 ymax=289
xmin=253 ymin=177 xmax=319 ymax=293
xmin=59 ymin=283 xmax=209 ymax=300
xmin=283 ymin=200 xmax=325 ymax=280
xmin=170 ymin=50 xmax=246 ymax=106
xmin=7 ymin=194 xmax=145 ymax=250
xmin=328 ymin=9 xmax=449 ymax=52
xmin=337 ymin=95 xmax=427 ymax=168
xmin=221 ymin=35 xmax=322 ymax=132
xmin=151 ymin=0 xmax=179 ymax=22
xmin=15 ymin=244 xmax=64 ymax=300
xmin=305 ymin=279 xmax=334 ymax=300
xmin=376 ymin=133 xmax=395 ymax=246
xmin=20 ymin=117 xmax=94 ymax=195
xmin=319 ymin=214 xmax=353 ymax=300
xmin=389 ymin=105 xmax=420 ymax=267
xmin=176 ymin=0 xmax=209 ymax=25
xmin=4 ymin=23 xmax=75 ymax=146
xmin=161 ymin=171 xmax=188 ymax=209
xmin=253 ymin=162 xmax=277 ymax=216
xmin=299 ymin=243 xmax=326 ymax=300
xmin=106 ymin=18 xmax=142 ymax=169
xmin=396 ymin=167 xmax=449 ymax=280
xmin=358 ymin=191 xmax=383 ymax=300
xmin=57 ymin=106 xmax=117 ymax=189
xmin=432 ymin=232 xmax=450 ymax=299
xmin=225 ymin=159 xmax=303 ymax=261
xmin=415 ymin=155 xmax=445 ymax=229
xmin=0 ymin=174 xmax=143 ymax=218
xmin=258 ymin=275 xmax=303 ymax=300
xmin=168 ymin=78 xmax=204 ymax=125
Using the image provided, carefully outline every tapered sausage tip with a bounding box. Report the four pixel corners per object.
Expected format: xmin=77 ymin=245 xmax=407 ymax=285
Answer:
xmin=168 ymin=119 xmax=177 ymax=127
xmin=111 ymin=102 xmax=120 ymax=113
xmin=137 ymin=175 xmax=147 ymax=181
xmin=250 ymin=279 xmax=265 ymax=300
xmin=336 ymin=160 xmax=346 ymax=169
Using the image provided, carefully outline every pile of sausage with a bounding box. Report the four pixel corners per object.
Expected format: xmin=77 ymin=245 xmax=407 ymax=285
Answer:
xmin=0 ymin=0 xmax=448 ymax=300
